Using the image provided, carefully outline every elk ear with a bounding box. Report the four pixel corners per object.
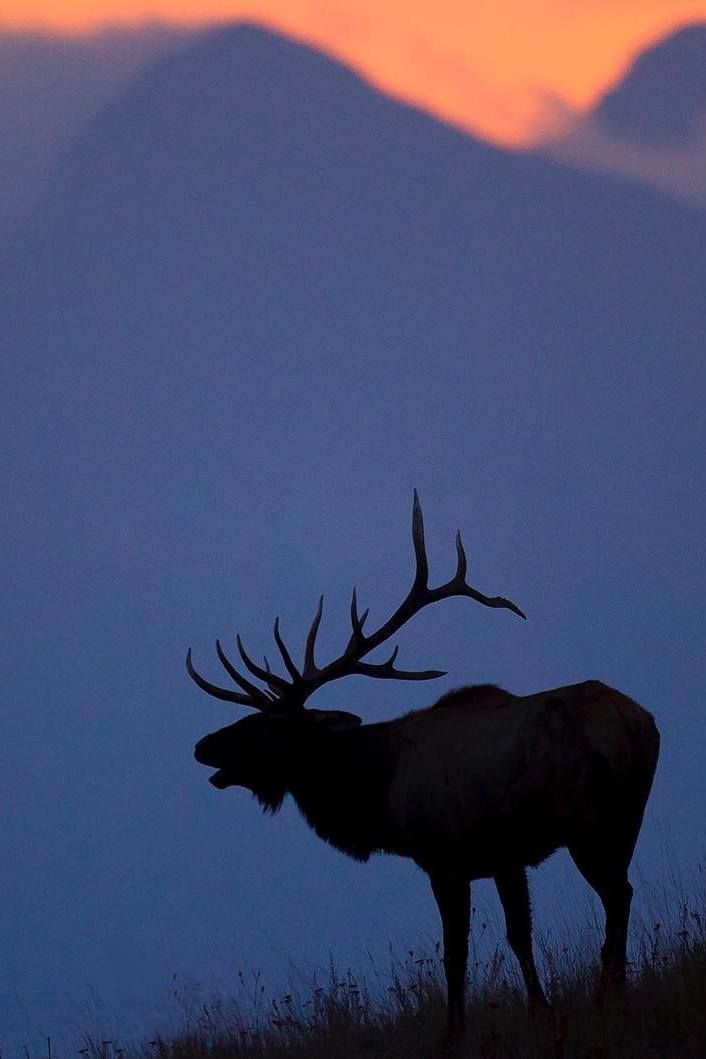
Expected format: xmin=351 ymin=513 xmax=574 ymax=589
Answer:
xmin=308 ymin=709 xmax=362 ymax=731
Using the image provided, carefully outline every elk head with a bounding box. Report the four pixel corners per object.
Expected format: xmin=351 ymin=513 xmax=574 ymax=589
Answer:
xmin=189 ymin=491 xmax=525 ymax=809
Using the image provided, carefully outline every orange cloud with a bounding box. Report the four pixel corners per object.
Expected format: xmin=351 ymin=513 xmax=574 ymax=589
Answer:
xmin=3 ymin=1 xmax=706 ymax=145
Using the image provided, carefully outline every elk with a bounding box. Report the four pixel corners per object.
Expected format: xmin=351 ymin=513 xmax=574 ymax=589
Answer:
xmin=188 ymin=494 xmax=659 ymax=1029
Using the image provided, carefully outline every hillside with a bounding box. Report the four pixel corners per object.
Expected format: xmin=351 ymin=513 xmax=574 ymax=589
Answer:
xmin=81 ymin=901 xmax=706 ymax=1057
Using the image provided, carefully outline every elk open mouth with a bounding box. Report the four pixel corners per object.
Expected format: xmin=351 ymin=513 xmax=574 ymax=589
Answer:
xmin=209 ymin=769 xmax=233 ymax=789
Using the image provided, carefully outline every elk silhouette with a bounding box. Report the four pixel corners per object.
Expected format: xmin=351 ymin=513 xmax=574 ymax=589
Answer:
xmin=189 ymin=494 xmax=659 ymax=1029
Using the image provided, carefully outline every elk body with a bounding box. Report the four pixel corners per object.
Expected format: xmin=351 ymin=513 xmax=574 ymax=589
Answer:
xmin=189 ymin=495 xmax=659 ymax=1028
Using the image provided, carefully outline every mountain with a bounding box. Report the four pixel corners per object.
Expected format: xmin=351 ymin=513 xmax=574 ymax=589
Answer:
xmin=594 ymin=23 xmax=706 ymax=148
xmin=1 ymin=22 xmax=705 ymax=1055
xmin=4 ymin=22 xmax=703 ymax=512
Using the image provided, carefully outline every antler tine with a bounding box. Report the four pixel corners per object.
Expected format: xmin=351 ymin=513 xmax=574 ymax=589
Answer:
xmin=236 ymin=635 xmax=291 ymax=694
xmin=261 ymin=657 xmax=281 ymax=703
xmin=346 ymin=588 xmax=370 ymax=650
xmin=411 ymin=488 xmax=429 ymax=589
xmin=351 ymin=588 xmax=365 ymax=632
xmin=352 ymin=643 xmax=447 ymax=682
xmin=303 ymin=596 xmax=324 ymax=677
xmin=355 ymin=660 xmax=447 ymax=680
xmin=458 ymin=585 xmax=527 ymax=620
xmin=438 ymin=529 xmax=527 ymax=620
xmin=186 ymin=647 xmax=270 ymax=707
xmin=216 ymin=640 xmax=274 ymax=703
xmin=454 ymin=530 xmax=468 ymax=581
xmin=273 ymin=617 xmax=301 ymax=680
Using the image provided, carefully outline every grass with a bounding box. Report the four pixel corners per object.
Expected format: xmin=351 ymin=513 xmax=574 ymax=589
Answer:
xmin=75 ymin=882 xmax=706 ymax=1059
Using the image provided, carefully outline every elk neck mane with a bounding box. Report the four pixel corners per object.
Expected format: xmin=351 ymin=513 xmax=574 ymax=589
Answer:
xmin=286 ymin=684 xmax=517 ymax=861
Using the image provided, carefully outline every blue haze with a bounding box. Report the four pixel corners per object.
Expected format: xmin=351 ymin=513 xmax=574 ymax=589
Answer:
xmin=0 ymin=25 xmax=185 ymax=227
xmin=1 ymin=24 xmax=705 ymax=1053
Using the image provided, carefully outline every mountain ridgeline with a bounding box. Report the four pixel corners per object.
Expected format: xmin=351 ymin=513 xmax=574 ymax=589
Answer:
xmin=595 ymin=23 xmax=706 ymax=148
xmin=3 ymin=25 xmax=704 ymax=545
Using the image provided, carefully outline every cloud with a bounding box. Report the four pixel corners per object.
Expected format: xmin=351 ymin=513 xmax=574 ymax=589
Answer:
xmin=543 ymin=112 xmax=706 ymax=205
xmin=539 ymin=23 xmax=706 ymax=205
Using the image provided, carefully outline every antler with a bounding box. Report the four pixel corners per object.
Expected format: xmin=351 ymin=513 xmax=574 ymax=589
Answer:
xmin=186 ymin=491 xmax=526 ymax=711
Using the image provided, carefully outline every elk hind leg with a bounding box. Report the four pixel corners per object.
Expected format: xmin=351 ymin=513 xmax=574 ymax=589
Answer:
xmin=429 ymin=871 xmax=470 ymax=1029
xmin=495 ymin=868 xmax=548 ymax=1007
xmin=568 ymin=840 xmax=633 ymax=988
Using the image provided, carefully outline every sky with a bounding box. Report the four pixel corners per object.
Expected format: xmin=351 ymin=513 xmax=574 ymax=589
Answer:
xmin=3 ymin=0 xmax=706 ymax=144
xmin=1 ymin=7 xmax=705 ymax=1058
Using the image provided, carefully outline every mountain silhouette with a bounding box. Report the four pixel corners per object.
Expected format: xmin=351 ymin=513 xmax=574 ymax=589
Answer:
xmin=594 ymin=23 xmax=706 ymax=148
xmin=3 ymin=20 xmax=704 ymax=562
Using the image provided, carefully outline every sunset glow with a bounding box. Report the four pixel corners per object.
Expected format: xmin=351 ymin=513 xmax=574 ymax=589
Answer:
xmin=4 ymin=1 xmax=706 ymax=145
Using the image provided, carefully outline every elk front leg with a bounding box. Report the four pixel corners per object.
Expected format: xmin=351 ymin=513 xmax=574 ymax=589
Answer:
xmin=494 ymin=868 xmax=548 ymax=1007
xmin=429 ymin=870 xmax=470 ymax=1029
